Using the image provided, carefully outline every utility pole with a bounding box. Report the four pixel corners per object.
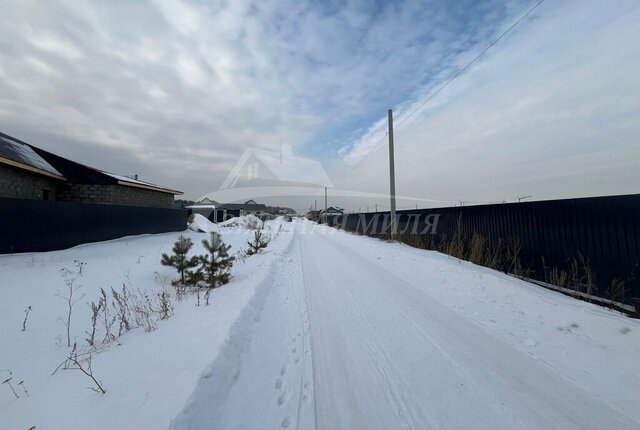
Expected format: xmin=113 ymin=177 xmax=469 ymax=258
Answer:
xmin=388 ymin=109 xmax=397 ymax=240
xmin=324 ymin=187 xmax=327 ymax=223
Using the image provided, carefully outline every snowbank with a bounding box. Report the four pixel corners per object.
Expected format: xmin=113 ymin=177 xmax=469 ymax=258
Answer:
xmin=219 ymin=214 xmax=263 ymax=230
xmin=188 ymin=213 xmax=219 ymax=233
xmin=0 ymin=227 xmax=292 ymax=430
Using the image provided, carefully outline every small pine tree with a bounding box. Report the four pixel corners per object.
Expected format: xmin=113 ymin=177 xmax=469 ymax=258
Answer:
xmin=185 ymin=267 xmax=205 ymax=286
xmin=246 ymin=230 xmax=270 ymax=256
xmin=200 ymin=232 xmax=235 ymax=288
xmin=161 ymin=235 xmax=199 ymax=286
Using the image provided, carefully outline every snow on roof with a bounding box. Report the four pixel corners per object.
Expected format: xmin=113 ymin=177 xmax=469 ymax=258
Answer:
xmin=0 ymin=134 xmax=63 ymax=177
xmin=0 ymin=131 xmax=182 ymax=194
xmin=185 ymin=204 xmax=217 ymax=209
xmin=101 ymin=171 xmax=183 ymax=195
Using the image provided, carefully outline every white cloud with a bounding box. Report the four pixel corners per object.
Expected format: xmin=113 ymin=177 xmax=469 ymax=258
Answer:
xmin=29 ymin=31 xmax=84 ymax=60
xmin=338 ymin=0 xmax=640 ymax=207
xmin=0 ymin=0 xmax=637 ymax=211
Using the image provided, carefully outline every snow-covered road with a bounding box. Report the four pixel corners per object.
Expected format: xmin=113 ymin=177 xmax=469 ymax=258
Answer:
xmin=173 ymin=222 xmax=640 ymax=430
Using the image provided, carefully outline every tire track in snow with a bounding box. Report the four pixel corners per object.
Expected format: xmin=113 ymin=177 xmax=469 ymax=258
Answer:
xmin=309 ymin=231 xmax=639 ymax=429
xmin=170 ymin=230 xmax=315 ymax=430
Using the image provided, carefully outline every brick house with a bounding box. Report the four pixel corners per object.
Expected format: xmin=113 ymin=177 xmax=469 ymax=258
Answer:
xmin=0 ymin=132 xmax=182 ymax=208
xmin=210 ymin=199 xmax=268 ymax=222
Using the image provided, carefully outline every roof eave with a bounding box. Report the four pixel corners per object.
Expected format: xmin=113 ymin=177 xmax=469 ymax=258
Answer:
xmin=116 ymin=180 xmax=183 ymax=195
xmin=0 ymin=156 xmax=67 ymax=181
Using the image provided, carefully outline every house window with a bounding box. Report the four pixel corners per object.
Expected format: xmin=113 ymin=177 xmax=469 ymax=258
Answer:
xmin=42 ymin=189 xmax=50 ymax=200
xmin=247 ymin=162 xmax=259 ymax=180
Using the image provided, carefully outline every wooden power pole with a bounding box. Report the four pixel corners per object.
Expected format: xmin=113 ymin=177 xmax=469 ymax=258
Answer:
xmin=388 ymin=109 xmax=397 ymax=239
xmin=324 ymin=187 xmax=327 ymax=224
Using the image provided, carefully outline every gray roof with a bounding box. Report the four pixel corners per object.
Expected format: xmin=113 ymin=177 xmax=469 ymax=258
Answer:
xmin=0 ymin=131 xmax=182 ymax=194
xmin=217 ymin=203 xmax=267 ymax=210
xmin=0 ymin=133 xmax=63 ymax=177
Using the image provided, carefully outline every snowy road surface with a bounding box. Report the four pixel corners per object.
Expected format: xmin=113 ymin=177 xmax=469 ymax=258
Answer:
xmin=172 ymin=222 xmax=640 ymax=430
xmin=2 ymin=219 xmax=638 ymax=429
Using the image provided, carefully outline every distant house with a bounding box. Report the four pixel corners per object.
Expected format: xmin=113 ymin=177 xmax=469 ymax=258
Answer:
xmin=212 ymin=199 xmax=268 ymax=222
xmin=321 ymin=206 xmax=344 ymax=216
xmin=219 ymin=144 xmax=333 ymax=189
xmin=184 ymin=197 xmax=220 ymax=218
xmin=0 ymin=132 xmax=182 ymax=208
xmin=319 ymin=206 xmax=344 ymax=224
xmin=195 ymin=197 xmax=219 ymax=206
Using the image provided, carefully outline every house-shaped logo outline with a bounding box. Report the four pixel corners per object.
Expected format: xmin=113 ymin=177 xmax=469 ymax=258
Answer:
xmin=219 ymin=145 xmax=333 ymax=190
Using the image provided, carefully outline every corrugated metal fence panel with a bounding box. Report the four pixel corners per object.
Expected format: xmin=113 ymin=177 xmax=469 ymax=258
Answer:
xmin=338 ymin=194 xmax=640 ymax=305
xmin=0 ymin=198 xmax=188 ymax=254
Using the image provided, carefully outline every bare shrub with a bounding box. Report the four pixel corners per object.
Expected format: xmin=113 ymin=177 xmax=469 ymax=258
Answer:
xmin=21 ymin=305 xmax=32 ymax=332
xmin=57 ymin=260 xmax=86 ymax=347
xmin=483 ymin=238 xmax=505 ymax=271
xmin=608 ymin=278 xmax=626 ymax=303
xmin=570 ymin=253 xmax=596 ymax=298
xmin=234 ymin=248 xmax=249 ymax=264
xmin=53 ymin=343 xmax=106 ymax=394
xmin=245 ymin=218 xmax=260 ymax=230
xmin=157 ymin=291 xmax=173 ymax=320
xmin=85 ymin=299 xmax=103 ymax=347
xmin=131 ymin=289 xmax=158 ymax=332
xmin=99 ymin=288 xmax=117 ymax=344
xmin=506 ymin=237 xmax=523 ymax=276
xmin=111 ymin=285 xmax=133 ymax=336
xmin=175 ymin=283 xmax=187 ymax=301
xmin=468 ymin=234 xmax=485 ymax=265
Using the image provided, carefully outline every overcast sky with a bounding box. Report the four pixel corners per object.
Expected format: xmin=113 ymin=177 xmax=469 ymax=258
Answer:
xmin=1 ymin=0 xmax=639 ymax=211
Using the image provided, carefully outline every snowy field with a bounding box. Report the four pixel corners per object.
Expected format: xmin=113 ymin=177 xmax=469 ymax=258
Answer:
xmin=0 ymin=217 xmax=292 ymax=429
xmin=1 ymin=218 xmax=639 ymax=429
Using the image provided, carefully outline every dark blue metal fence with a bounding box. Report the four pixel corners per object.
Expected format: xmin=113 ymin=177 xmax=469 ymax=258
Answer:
xmin=335 ymin=194 xmax=640 ymax=307
xmin=0 ymin=198 xmax=188 ymax=254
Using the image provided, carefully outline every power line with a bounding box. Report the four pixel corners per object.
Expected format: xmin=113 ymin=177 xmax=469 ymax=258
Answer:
xmin=394 ymin=0 xmax=545 ymax=130
xmin=338 ymin=0 xmax=545 ymax=186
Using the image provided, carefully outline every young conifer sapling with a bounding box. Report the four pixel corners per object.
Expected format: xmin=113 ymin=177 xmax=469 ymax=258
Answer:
xmin=161 ymin=235 xmax=199 ymax=286
xmin=199 ymin=231 xmax=235 ymax=288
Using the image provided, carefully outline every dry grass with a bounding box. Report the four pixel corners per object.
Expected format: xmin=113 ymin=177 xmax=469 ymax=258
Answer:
xmin=350 ymin=226 xmax=630 ymax=305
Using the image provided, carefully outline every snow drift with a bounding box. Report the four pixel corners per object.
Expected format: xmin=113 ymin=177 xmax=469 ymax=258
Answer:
xmin=219 ymin=214 xmax=263 ymax=230
xmin=188 ymin=213 xmax=219 ymax=233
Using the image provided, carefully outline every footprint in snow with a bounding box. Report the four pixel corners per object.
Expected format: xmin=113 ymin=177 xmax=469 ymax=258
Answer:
xmin=277 ymin=386 xmax=288 ymax=406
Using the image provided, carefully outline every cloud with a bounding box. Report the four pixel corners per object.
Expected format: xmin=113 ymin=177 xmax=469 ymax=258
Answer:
xmin=338 ymin=0 xmax=640 ymax=207
xmin=0 ymin=0 xmax=637 ymax=212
